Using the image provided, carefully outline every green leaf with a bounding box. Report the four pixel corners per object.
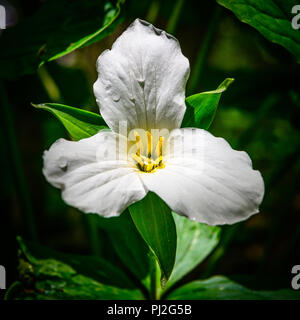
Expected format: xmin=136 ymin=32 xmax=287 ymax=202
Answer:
xmin=6 ymin=237 xmax=143 ymax=300
xmin=167 ymin=276 xmax=300 ymax=300
xmin=129 ymin=192 xmax=177 ymax=287
xmin=165 ymin=214 xmax=221 ymax=290
xmin=32 ymin=103 xmax=107 ymax=141
xmin=7 ymin=270 xmax=142 ymax=300
xmin=0 ymin=0 xmax=123 ymax=79
xmin=93 ymin=211 xmax=151 ymax=286
xmin=17 ymin=236 xmax=135 ymax=289
xmin=217 ymin=0 xmax=300 ymax=63
xmin=182 ymin=78 xmax=234 ymax=129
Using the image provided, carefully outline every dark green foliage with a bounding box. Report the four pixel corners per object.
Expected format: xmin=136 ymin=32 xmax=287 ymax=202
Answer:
xmin=0 ymin=0 xmax=124 ymax=79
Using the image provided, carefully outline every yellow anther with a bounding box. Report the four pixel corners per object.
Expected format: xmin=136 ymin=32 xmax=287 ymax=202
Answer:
xmin=131 ymin=132 xmax=165 ymax=173
xmin=157 ymin=155 xmax=164 ymax=165
xmin=147 ymin=131 xmax=152 ymax=159
xmin=131 ymin=153 xmax=144 ymax=168
xmin=144 ymin=163 xmax=154 ymax=172
xmin=134 ymin=131 xmax=142 ymax=156
xmin=155 ymin=136 xmax=164 ymax=160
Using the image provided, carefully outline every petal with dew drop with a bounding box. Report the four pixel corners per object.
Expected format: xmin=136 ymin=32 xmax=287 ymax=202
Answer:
xmin=43 ymin=130 xmax=147 ymax=217
xmin=93 ymin=18 xmax=190 ymax=133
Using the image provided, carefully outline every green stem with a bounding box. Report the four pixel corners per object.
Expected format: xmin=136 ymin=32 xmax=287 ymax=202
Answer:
xmin=0 ymin=82 xmax=38 ymax=241
xmin=150 ymin=269 xmax=157 ymax=300
xmin=166 ymin=0 xmax=185 ymax=34
xmin=150 ymin=261 xmax=157 ymax=300
xmin=188 ymin=6 xmax=222 ymax=95
xmin=149 ymin=255 xmax=161 ymax=300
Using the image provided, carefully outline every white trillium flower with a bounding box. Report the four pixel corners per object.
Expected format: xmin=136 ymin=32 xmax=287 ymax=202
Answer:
xmin=43 ymin=19 xmax=264 ymax=225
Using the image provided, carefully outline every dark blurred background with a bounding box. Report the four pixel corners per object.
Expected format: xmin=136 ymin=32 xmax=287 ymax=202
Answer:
xmin=1 ymin=0 xmax=300 ymax=297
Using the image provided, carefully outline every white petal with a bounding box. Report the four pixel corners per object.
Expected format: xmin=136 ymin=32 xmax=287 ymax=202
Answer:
xmin=93 ymin=18 xmax=190 ymax=133
xmin=43 ymin=131 xmax=146 ymax=217
xmin=141 ymin=128 xmax=264 ymax=225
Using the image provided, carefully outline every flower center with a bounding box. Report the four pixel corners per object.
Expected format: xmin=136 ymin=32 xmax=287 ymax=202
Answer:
xmin=131 ymin=131 xmax=165 ymax=173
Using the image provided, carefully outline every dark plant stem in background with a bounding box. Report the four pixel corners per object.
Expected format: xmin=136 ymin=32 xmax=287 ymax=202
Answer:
xmin=203 ymin=223 xmax=240 ymax=277
xmin=37 ymin=66 xmax=61 ymax=102
xmin=166 ymin=0 xmax=185 ymax=34
xmin=0 ymin=82 xmax=38 ymax=241
xmin=146 ymin=0 xmax=160 ymax=24
xmin=38 ymin=67 xmax=101 ymax=255
xmin=188 ymin=6 xmax=222 ymax=95
xmin=86 ymin=215 xmax=102 ymax=256
xmin=233 ymin=93 xmax=280 ymax=150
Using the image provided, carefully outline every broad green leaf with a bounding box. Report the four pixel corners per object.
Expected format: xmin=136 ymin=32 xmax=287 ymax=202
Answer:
xmin=165 ymin=213 xmax=221 ymax=290
xmin=129 ymin=192 xmax=177 ymax=287
xmin=16 ymin=236 xmax=135 ymax=289
xmin=182 ymin=78 xmax=234 ymax=128
xmin=6 ymin=237 xmax=143 ymax=300
xmin=0 ymin=0 xmax=123 ymax=79
xmin=32 ymin=103 xmax=107 ymax=141
xmin=7 ymin=268 xmax=142 ymax=300
xmin=92 ymin=211 xmax=151 ymax=286
xmin=217 ymin=0 xmax=300 ymax=63
xmin=167 ymin=276 xmax=300 ymax=300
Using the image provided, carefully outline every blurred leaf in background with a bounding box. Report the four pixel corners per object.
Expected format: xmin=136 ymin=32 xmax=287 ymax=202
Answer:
xmin=6 ymin=237 xmax=144 ymax=300
xmin=0 ymin=0 xmax=124 ymax=79
xmin=167 ymin=276 xmax=300 ymax=300
xmin=217 ymin=0 xmax=300 ymax=63
xmin=165 ymin=214 xmax=221 ymax=291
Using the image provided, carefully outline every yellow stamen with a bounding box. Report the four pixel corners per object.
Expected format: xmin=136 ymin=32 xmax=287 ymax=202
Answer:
xmin=131 ymin=132 xmax=165 ymax=173
xmin=145 ymin=163 xmax=154 ymax=172
xmin=147 ymin=131 xmax=152 ymax=159
xmin=134 ymin=131 xmax=142 ymax=156
xmin=131 ymin=153 xmax=144 ymax=168
xmin=155 ymin=136 xmax=164 ymax=162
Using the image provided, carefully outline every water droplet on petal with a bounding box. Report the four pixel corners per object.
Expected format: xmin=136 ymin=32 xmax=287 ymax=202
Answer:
xmin=137 ymin=78 xmax=145 ymax=88
xmin=105 ymin=83 xmax=112 ymax=91
xmin=129 ymin=94 xmax=135 ymax=103
xmin=59 ymin=160 xmax=68 ymax=172
xmin=112 ymin=92 xmax=120 ymax=102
